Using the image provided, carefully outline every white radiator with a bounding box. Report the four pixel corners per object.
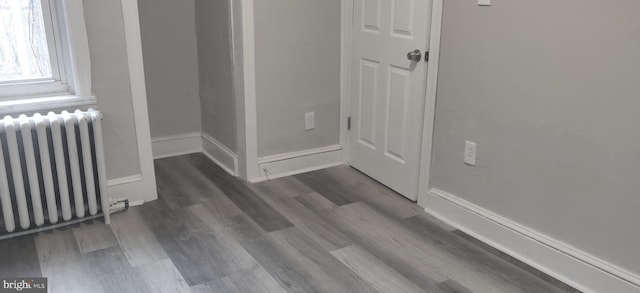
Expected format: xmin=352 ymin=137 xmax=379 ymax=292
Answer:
xmin=0 ymin=109 xmax=109 ymax=234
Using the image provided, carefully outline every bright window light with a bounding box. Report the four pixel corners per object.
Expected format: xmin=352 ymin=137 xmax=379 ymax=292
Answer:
xmin=0 ymin=0 xmax=53 ymax=83
xmin=0 ymin=0 xmax=93 ymax=112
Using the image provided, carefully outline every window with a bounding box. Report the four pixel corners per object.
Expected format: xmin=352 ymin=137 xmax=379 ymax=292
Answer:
xmin=0 ymin=0 xmax=93 ymax=113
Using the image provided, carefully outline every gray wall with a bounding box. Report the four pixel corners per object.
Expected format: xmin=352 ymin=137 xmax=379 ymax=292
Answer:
xmin=84 ymin=0 xmax=140 ymax=179
xmin=254 ymin=0 xmax=341 ymax=157
xmin=432 ymin=0 xmax=640 ymax=275
xmin=138 ymin=0 xmax=201 ymax=139
xmin=195 ymin=0 xmax=237 ymax=151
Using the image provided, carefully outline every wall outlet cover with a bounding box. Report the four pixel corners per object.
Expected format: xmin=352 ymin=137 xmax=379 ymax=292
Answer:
xmin=305 ymin=112 xmax=315 ymax=131
xmin=464 ymin=140 xmax=477 ymax=166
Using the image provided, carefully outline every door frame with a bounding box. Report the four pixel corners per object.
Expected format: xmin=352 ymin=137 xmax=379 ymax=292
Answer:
xmin=119 ymin=0 xmax=158 ymax=204
xmin=236 ymin=0 xmax=354 ymax=182
xmin=235 ymin=0 xmax=443 ymax=203
xmin=237 ymin=0 xmax=351 ymax=181
xmin=340 ymin=0 xmax=444 ymax=206
xmin=237 ymin=0 xmax=259 ymax=180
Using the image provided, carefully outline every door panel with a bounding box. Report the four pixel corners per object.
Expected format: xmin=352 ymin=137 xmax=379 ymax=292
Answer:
xmin=391 ymin=0 xmax=415 ymax=37
xmin=363 ymin=0 xmax=381 ymax=32
xmin=385 ymin=66 xmax=410 ymax=163
xmin=349 ymin=0 xmax=432 ymax=200
xmin=358 ymin=59 xmax=379 ymax=148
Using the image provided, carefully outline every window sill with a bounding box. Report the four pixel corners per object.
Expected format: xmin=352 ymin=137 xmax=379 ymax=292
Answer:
xmin=0 ymin=95 xmax=97 ymax=117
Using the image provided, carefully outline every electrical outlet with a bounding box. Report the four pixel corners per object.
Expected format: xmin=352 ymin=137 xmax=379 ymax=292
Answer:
xmin=464 ymin=141 xmax=477 ymax=166
xmin=305 ymin=112 xmax=315 ymax=131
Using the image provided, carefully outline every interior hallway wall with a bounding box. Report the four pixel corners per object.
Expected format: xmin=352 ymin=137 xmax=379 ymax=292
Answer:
xmin=254 ymin=0 xmax=341 ymax=157
xmin=195 ymin=0 xmax=238 ymax=152
xmin=84 ymin=0 xmax=141 ymax=180
xmin=138 ymin=0 xmax=201 ymax=139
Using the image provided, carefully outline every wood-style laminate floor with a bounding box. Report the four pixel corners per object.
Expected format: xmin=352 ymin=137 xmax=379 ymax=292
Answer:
xmin=0 ymin=153 xmax=580 ymax=293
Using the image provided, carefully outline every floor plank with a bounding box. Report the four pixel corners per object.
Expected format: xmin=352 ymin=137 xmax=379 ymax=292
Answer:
xmin=139 ymin=199 xmax=228 ymax=286
xmin=296 ymin=166 xmax=421 ymax=219
xmin=84 ymin=247 xmax=151 ymax=293
xmin=251 ymin=181 xmax=352 ymax=251
xmin=137 ymin=258 xmax=191 ymax=293
xmin=226 ymin=264 xmax=287 ymax=293
xmin=295 ymin=170 xmax=360 ymax=206
xmin=190 ymin=276 xmax=240 ymax=293
xmin=0 ymin=235 xmax=41 ymax=278
xmin=331 ymin=244 xmax=425 ymax=293
xmin=428 ymin=280 xmax=474 ymax=293
xmin=410 ymin=212 xmax=457 ymax=232
xmin=225 ymin=214 xmax=318 ymax=292
xmin=253 ymin=176 xmax=316 ymax=199
xmin=34 ymin=229 xmax=102 ymax=293
xmin=187 ymin=154 xmax=294 ymax=232
xmin=72 ymin=220 xmax=119 ymax=254
xmin=154 ymin=160 xmax=203 ymax=209
xmin=167 ymin=156 xmax=242 ymax=215
xmin=110 ymin=207 xmax=168 ymax=267
xmin=295 ymin=192 xmax=338 ymax=211
xmin=200 ymin=277 xmax=240 ymax=293
xmin=321 ymin=166 xmax=424 ymax=218
xmin=269 ymin=227 xmax=379 ymax=293
xmin=316 ymin=202 xmax=447 ymax=289
xmin=97 ymin=267 xmax=150 ymax=293
xmin=188 ymin=204 xmax=258 ymax=273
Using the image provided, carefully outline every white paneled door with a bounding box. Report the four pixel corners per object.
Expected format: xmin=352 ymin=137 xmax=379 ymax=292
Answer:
xmin=349 ymin=0 xmax=432 ymax=200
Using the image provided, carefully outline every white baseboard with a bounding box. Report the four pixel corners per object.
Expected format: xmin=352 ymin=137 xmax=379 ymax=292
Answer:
xmin=423 ymin=188 xmax=640 ymax=293
xmin=151 ymin=132 xmax=203 ymax=159
xmin=202 ymin=132 xmax=238 ymax=176
xmin=151 ymin=132 xmax=239 ymax=177
xmin=250 ymin=145 xmax=344 ymax=183
xmin=106 ymin=174 xmax=155 ymax=204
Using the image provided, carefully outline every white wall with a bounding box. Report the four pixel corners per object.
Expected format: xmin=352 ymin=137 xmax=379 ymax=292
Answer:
xmin=138 ymin=0 xmax=201 ymax=139
xmin=431 ymin=0 xmax=640 ymax=276
xmin=84 ymin=0 xmax=140 ymax=180
xmin=195 ymin=0 xmax=237 ymax=152
xmin=254 ymin=0 xmax=341 ymax=157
